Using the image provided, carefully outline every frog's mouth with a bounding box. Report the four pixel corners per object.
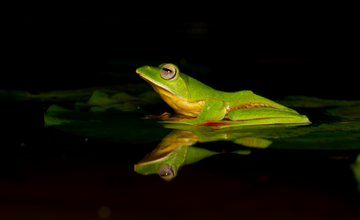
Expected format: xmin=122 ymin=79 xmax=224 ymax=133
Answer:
xmin=137 ymin=73 xmax=175 ymax=95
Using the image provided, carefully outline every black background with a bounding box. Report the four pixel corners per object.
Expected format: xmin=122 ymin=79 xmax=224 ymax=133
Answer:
xmin=9 ymin=3 xmax=358 ymax=99
xmin=2 ymin=4 xmax=360 ymax=219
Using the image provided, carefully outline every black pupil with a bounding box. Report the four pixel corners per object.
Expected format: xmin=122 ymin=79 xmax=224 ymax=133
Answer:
xmin=163 ymin=68 xmax=172 ymax=73
xmin=161 ymin=172 xmax=169 ymax=176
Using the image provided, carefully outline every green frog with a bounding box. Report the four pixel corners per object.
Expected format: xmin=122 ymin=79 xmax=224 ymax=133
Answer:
xmin=136 ymin=63 xmax=310 ymax=126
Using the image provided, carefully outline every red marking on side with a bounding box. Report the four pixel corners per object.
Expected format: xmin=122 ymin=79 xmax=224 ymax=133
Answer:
xmin=200 ymin=120 xmax=232 ymax=126
xmin=229 ymin=103 xmax=278 ymax=110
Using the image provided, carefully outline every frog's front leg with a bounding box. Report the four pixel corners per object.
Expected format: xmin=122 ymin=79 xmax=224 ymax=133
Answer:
xmin=162 ymin=100 xmax=226 ymax=125
xmin=227 ymin=108 xmax=310 ymax=125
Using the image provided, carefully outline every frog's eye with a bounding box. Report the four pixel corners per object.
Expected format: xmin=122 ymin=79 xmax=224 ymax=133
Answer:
xmin=160 ymin=64 xmax=177 ymax=80
xmin=158 ymin=164 xmax=174 ymax=180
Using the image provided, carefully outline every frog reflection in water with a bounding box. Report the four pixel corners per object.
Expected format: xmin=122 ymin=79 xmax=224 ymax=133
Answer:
xmin=134 ymin=120 xmax=317 ymax=181
xmin=136 ymin=63 xmax=311 ymax=126
xmin=134 ymin=129 xmax=257 ymax=181
xmin=135 ymin=117 xmax=307 ymax=181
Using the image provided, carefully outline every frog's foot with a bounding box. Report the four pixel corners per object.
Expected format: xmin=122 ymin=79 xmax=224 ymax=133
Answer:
xmin=159 ymin=117 xmax=202 ymax=125
xmin=142 ymin=112 xmax=172 ymax=119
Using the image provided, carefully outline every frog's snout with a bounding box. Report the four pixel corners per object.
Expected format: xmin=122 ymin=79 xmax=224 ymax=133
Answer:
xmin=136 ymin=66 xmax=150 ymax=74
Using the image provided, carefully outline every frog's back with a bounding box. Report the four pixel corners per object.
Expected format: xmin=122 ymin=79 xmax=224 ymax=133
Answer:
xmin=222 ymin=90 xmax=290 ymax=110
xmin=182 ymin=73 xmax=220 ymax=101
xmin=183 ymin=74 xmax=290 ymax=110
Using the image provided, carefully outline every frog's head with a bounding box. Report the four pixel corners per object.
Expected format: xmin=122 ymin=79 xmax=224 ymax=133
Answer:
xmin=136 ymin=63 xmax=188 ymax=99
xmin=134 ymin=154 xmax=184 ymax=182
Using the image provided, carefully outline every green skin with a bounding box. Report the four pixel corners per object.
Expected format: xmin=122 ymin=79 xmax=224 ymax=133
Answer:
xmin=136 ymin=63 xmax=311 ymax=126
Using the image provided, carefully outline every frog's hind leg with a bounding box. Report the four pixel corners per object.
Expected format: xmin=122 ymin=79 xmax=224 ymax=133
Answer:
xmin=227 ymin=108 xmax=310 ymax=125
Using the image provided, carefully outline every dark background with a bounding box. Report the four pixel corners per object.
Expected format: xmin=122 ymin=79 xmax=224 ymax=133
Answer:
xmin=2 ymin=4 xmax=360 ymax=219
xmin=10 ymin=3 xmax=358 ymax=100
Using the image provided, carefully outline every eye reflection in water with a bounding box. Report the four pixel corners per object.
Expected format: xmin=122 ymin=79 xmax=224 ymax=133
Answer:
xmin=158 ymin=164 xmax=174 ymax=181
